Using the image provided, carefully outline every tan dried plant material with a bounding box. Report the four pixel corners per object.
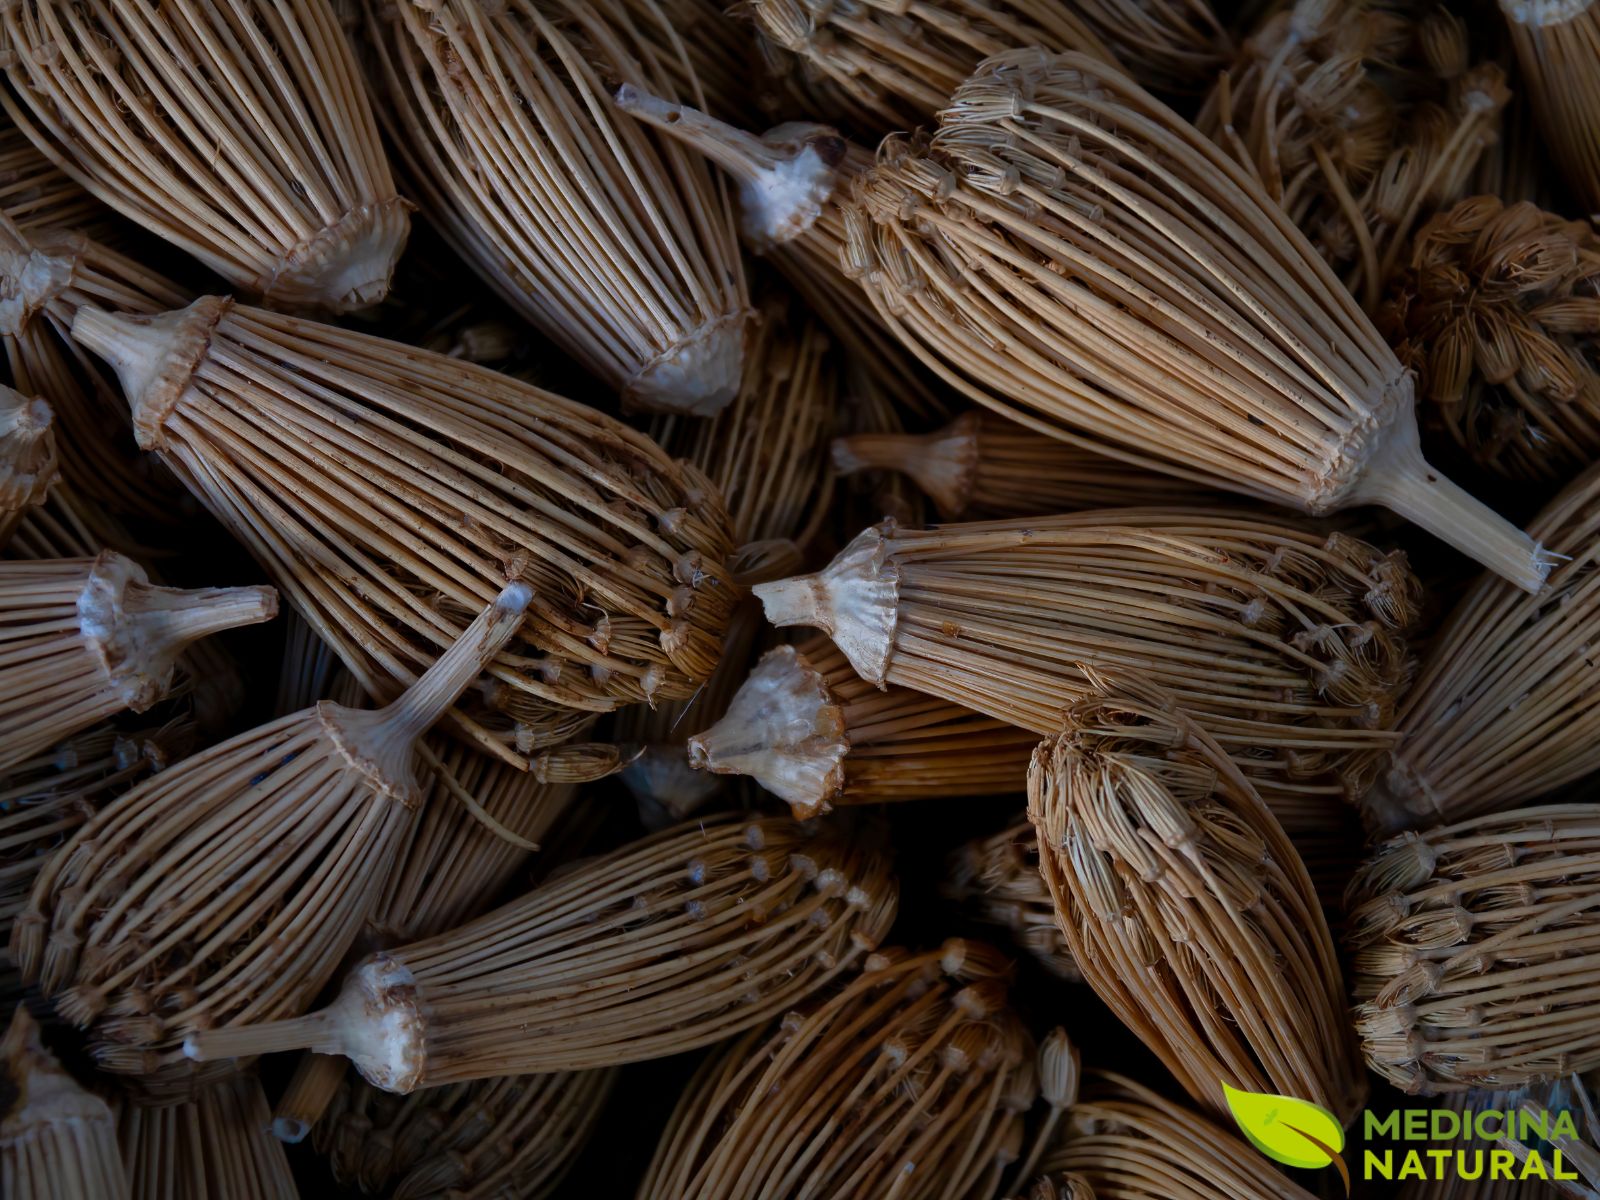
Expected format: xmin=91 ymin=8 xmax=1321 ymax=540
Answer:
xmin=11 ymin=585 xmax=533 ymax=1081
xmin=362 ymin=0 xmax=749 ymax=415
xmin=836 ymin=49 xmax=1546 ymax=589
xmin=0 ymin=553 xmax=274 ymax=775
xmin=621 ymin=0 xmax=759 ymax=120
xmin=944 ymin=819 xmax=1082 ymax=983
xmin=118 ymin=1070 xmax=295 ymax=1200
xmin=1 ymin=1006 xmax=127 ymax=1199
xmin=1382 ymin=194 xmax=1600 ymax=483
xmin=1029 ymin=678 xmax=1368 ymax=1124
xmin=689 ymin=635 xmax=1039 ymax=818
xmin=640 ymin=940 xmax=1036 ymax=1200
xmin=186 ymin=813 xmax=898 ymax=1091
xmin=70 ymin=296 xmax=739 ymax=766
xmin=1394 ymin=1089 xmax=1573 ymax=1200
xmin=314 ymin=1068 xmax=615 ymax=1199
xmin=1347 ymin=803 xmax=1600 ymax=1095
xmin=1501 ymin=0 xmax=1600 ymax=214
xmin=1199 ymin=2 xmax=1509 ymax=312
xmin=832 ymin=409 xmax=1221 ymax=520
xmin=0 ymin=125 xmax=106 ymax=238
xmin=754 ymin=510 xmax=1420 ymax=822
xmin=0 ymin=382 xmax=55 ymax=545
xmin=1364 ymin=463 xmax=1600 ymax=833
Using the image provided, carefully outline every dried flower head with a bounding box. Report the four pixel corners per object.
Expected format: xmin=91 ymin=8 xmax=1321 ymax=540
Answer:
xmin=118 ymin=1070 xmax=296 ymax=1200
xmin=1500 ymin=0 xmax=1600 ymax=214
xmin=0 ymin=384 xmax=55 ymax=545
xmin=944 ymin=819 xmax=1082 ymax=983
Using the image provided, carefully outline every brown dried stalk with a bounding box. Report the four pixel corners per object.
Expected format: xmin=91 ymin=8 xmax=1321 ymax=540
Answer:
xmin=118 ymin=1070 xmax=295 ymax=1200
xmin=755 ymin=511 xmax=1419 ymax=818
xmin=1501 ymin=0 xmax=1600 ymax=214
xmin=1199 ymin=2 xmax=1509 ymax=312
xmin=0 ymin=383 xmax=55 ymax=545
xmin=12 ymin=584 xmax=533 ymax=1080
xmin=1030 ymin=679 xmax=1367 ymax=1124
xmin=690 ymin=635 xmax=1039 ymax=818
xmin=1347 ymin=803 xmax=1600 ymax=1095
xmin=71 ymin=296 xmax=739 ymax=766
xmin=0 ymin=0 xmax=408 ymax=312
xmin=186 ymin=813 xmax=898 ymax=1090
xmin=641 ymin=940 xmax=1034 ymax=1200
xmin=1 ymin=1006 xmax=126 ymax=1199
xmin=832 ymin=409 xmax=1220 ymax=519
xmin=314 ymin=1068 xmax=615 ymax=1198
xmin=836 ymin=358 xmax=933 ymax=528
xmin=1365 ymin=463 xmax=1600 ymax=833
xmin=944 ymin=819 xmax=1082 ymax=983
xmin=1382 ymin=194 xmax=1600 ymax=483
xmin=837 ymin=49 xmax=1545 ymax=588
xmin=0 ymin=553 xmax=274 ymax=775
xmin=361 ymin=0 xmax=748 ymax=414
xmin=0 ymin=125 xmax=107 ymax=238
xmin=621 ymin=0 xmax=759 ymax=120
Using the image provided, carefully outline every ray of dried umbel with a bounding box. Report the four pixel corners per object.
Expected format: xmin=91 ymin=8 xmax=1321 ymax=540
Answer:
xmin=1198 ymin=1 xmax=1509 ymax=313
xmin=1394 ymin=1089 xmax=1572 ymax=1200
xmin=118 ymin=1070 xmax=295 ymax=1200
xmin=0 ymin=0 xmax=407 ymax=312
xmin=1347 ymin=804 xmax=1600 ymax=1095
xmin=640 ymin=940 xmax=1034 ymax=1200
xmin=689 ymin=636 xmax=1039 ymax=818
xmin=11 ymin=584 xmax=534 ymax=1081
xmin=832 ymin=410 xmax=1221 ymax=519
xmin=620 ymin=0 xmax=758 ymax=121
xmin=70 ymin=296 xmax=739 ymax=767
xmin=0 ymin=125 xmax=107 ymax=238
xmin=1029 ymin=680 xmax=1367 ymax=1124
xmin=1363 ymin=463 xmax=1600 ymax=834
xmin=1 ymin=1006 xmax=127 ymax=1200
xmin=753 ymin=511 xmax=1420 ymax=822
xmin=944 ymin=819 xmax=1081 ymax=983
xmin=1381 ymin=195 xmax=1600 ymax=484
xmin=1501 ymin=0 xmax=1600 ymax=214
xmin=0 ymin=383 xmax=55 ymax=545
xmin=837 ymin=48 xmax=1548 ymax=591
xmin=185 ymin=814 xmax=899 ymax=1091
xmin=0 ymin=553 xmax=275 ymax=775
xmin=361 ymin=0 xmax=748 ymax=415
xmin=314 ymin=1067 xmax=615 ymax=1199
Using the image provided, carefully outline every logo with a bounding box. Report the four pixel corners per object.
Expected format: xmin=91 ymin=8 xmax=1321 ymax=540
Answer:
xmin=1223 ymin=1083 xmax=1349 ymax=1195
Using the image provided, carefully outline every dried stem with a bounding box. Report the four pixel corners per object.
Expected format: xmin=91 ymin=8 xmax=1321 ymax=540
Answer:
xmin=1501 ymin=0 xmax=1600 ymax=214
xmin=118 ymin=1070 xmax=296 ymax=1200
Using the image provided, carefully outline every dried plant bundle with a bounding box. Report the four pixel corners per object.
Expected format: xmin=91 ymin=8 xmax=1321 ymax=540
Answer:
xmin=0 ymin=0 xmax=407 ymax=312
xmin=118 ymin=1071 xmax=295 ymax=1200
xmin=832 ymin=409 xmax=1220 ymax=519
xmin=619 ymin=0 xmax=758 ymax=120
xmin=640 ymin=940 xmax=1033 ymax=1200
xmin=754 ymin=511 xmax=1419 ymax=818
xmin=187 ymin=814 xmax=899 ymax=1090
xmin=1347 ymin=803 xmax=1600 ymax=1095
xmin=835 ymin=358 xmax=933 ymax=528
xmin=1382 ymin=195 xmax=1600 ymax=483
xmin=944 ymin=819 xmax=1081 ymax=983
xmin=829 ymin=49 xmax=1547 ymax=589
xmin=1365 ymin=464 xmax=1600 ymax=833
xmin=689 ymin=636 xmax=1039 ymax=818
xmin=1394 ymin=1089 xmax=1567 ymax=1200
xmin=0 ymin=383 xmax=55 ymax=544
xmin=0 ymin=553 xmax=275 ymax=775
xmin=12 ymin=584 xmax=534 ymax=1079
xmin=1 ymin=1006 xmax=127 ymax=1200
xmin=0 ymin=125 xmax=107 ymax=237
xmin=314 ymin=1068 xmax=615 ymax=1198
xmin=1029 ymin=679 xmax=1367 ymax=1124
xmin=363 ymin=0 xmax=749 ymax=414
xmin=71 ymin=296 xmax=739 ymax=765
xmin=1199 ymin=2 xmax=1509 ymax=311
xmin=1501 ymin=0 xmax=1600 ymax=213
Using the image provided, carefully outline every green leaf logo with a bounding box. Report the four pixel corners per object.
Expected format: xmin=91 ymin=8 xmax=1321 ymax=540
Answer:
xmin=1222 ymin=1082 xmax=1349 ymax=1195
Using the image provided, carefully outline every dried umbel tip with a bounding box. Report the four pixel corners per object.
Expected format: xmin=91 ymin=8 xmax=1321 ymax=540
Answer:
xmin=1199 ymin=2 xmax=1509 ymax=311
xmin=1030 ymin=679 xmax=1367 ymax=1125
xmin=12 ymin=584 xmax=535 ymax=1080
xmin=832 ymin=410 xmax=1221 ymax=520
xmin=364 ymin=0 xmax=748 ymax=414
xmin=1346 ymin=803 xmax=1600 ymax=1095
xmin=1382 ymin=195 xmax=1600 ymax=483
xmin=185 ymin=813 xmax=898 ymax=1091
xmin=313 ymin=1068 xmax=615 ymax=1198
xmin=118 ymin=1070 xmax=295 ymax=1200
xmin=755 ymin=512 xmax=1420 ymax=818
xmin=640 ymin=940 xmax=1034 ymax=1200
xmin=0 ymin=553 xmax=275 ymax=775
xmin=1 ymin=1006 xmax=126 ymax=1200
xmin=0 ymin=0 xmax=407 ymax=312
xmin=846 ymin=49 xmax=1547 ymax=591
xmin=944 ymin=819 xmax=1081 ymax=983
xmin=1500 ymin=0 xmax=1600 ymax=213
xmin=71 ymin=296 xmax=738 ymax=765
xmin=690 ymin=636 xmax=1038 ymax=818
xmin=1367 ymin=463 xmax=1600 ymax=833
xmin=0 ymin=383 xmax=54 ymax=543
